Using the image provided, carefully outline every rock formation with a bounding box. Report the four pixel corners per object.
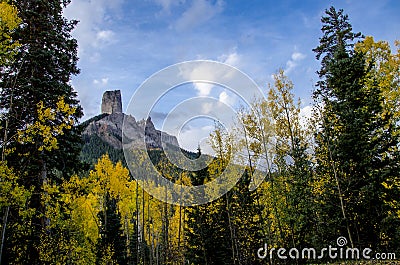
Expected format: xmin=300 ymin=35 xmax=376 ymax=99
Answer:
xmin=83 ymin=90 xmax=178 ymax=150
xmin=137 ymin=117 xmax=179 ymax=149
xmin=101 ymin=90 xmax=122 ymax=114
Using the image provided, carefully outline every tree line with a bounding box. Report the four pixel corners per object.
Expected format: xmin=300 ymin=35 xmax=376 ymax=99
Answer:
xmin=0 ymin=1 xmax=399 ymax=264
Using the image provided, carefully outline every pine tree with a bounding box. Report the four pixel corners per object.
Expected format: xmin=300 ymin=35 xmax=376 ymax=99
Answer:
xmin=312 ymin=6 xmax=400 ymax=250
xmin=97 ymin=194 xmax=127 ymax=264
xmin=185 ymin=151 xmax=234 ymax=265
xmin=0 ymin=0 xmax=83 ymax=175
xmin=0 ymin=0 xmax=83 ymax=262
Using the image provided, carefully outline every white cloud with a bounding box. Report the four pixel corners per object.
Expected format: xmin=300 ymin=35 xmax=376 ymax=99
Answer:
xmin=93 ymin=30 xmax=116 ymax=48
xmin=96 ymin=30 xmax=115 ymax=42
xmin=101 ymin=78 xmax=109 ymax=85
xmin=218 ymin=90 xmax=236 ymax=106
xmin=195 ymin=82 xmax=214 ymax=96
xmin=218 ymin=51 xmax=240 ymax=67
xmin=292 ymin=52 xmax=306 ymax=61
xmin=178 ymin=53 xmax=242 ymax=97
xmin=285 ymin=51 xmax=306 ymax=74
xmin=93 ymin=77 xmax=109 ymax=86
xmin=64 ymin=0 xmax=122 ymax=57
xmin=299 ymin=105 xmax=312 ymax=128
xmin=179 ymin=63 xmax=219 ymax=96
xmin=201 ymin=102 xmax=214 ymax=114
xmin=174 ymin=0 xmax=225 ymax=31
xmin=178 ymin=124 xmax=215 ymax=154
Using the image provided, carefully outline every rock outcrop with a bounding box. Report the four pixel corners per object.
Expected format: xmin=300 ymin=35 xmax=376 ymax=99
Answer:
xmin=137 ymin=117 xmax=179 ymax=149
xmin=83 ymin=90 xmax=178 ymax=150
xmin=101 ymin=90 xmax=122 ymax=114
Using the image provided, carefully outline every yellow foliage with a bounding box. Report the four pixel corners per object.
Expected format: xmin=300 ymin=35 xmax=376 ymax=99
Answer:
xmin=0 ymin=1 xmax=21 ymax=64
xmin=0 ymin=161 xmax=32 ymax=208
xmin=17 ymin=97 xmax=77 ymax=151
xmin=355 ymin=36 xmax=400 ymax=119
xmin=268 ymin=69 xmax=304 ymax=152
xmin=41 ymin=155 xmax=134 ymax=263
xmin=89 ymin=154 xmax=131 ymax=200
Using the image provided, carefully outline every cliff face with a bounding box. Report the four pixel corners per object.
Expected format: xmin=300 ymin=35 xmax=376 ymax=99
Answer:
xmin=137 ymin=117 xmax=179 ymax=149
xmin=82 ymin=90 xmax=178 ymax=150
xmin=101 ymin=90 xmax=122 ymax=114
xmin=83 ymin=113 xmax=179 ymax=149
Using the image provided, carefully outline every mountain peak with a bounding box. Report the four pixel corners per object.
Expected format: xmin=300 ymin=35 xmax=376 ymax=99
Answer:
xmin=83 ymin=91 xmax=178 ymax=151
xmin=101 ymin=90 xmax=122 ymax=114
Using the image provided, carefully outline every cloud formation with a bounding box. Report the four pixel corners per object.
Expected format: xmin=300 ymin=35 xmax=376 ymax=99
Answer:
xmin=174 ymin=0 xmax=225 ymax=31
xmin=95 ymin=30 xmax=115 ymax=46
xmin=64 ymin=0 xmax=122 ymax=58
xmin=285 ymin=51 xmax=306 ymax=74
xmin=154 ymin=0 xmax=186 ymax=14
xmin=93 ymin=78 xmax=109 ymax=86
xmin=219 ymin=51 xmax=240 ymax=67
xmin=299 ymin=105 xmax=312 ymax=128
xmin=218 ymin=90 xmax=236 ymax=106
xmin=178 ymin=124 xmax=215 ymax=154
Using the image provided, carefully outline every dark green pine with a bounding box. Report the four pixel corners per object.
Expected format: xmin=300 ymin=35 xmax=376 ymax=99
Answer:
xmin=97 ymin=194 xmax=127 ymax=264
xmin=0 ymin=0 xmax=83 ymax=263
xmin=313 ymin=6 xmax=400 ymax=251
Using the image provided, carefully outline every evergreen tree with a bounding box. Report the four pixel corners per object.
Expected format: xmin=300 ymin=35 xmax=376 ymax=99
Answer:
xmin=312 ymin=6 xmax=400 ymax=250
xmin=228 ymin=170 xmax=264 ymax=265
xmin=185 ymin=147 xmax=234 ymax=265
xmin=185 ymin=198 xmax=234 ymax=265
xmin=0 ymin=0 xmax=83 ymax=262
xmin=97 ymin=194 xmax=127 ymax=264
xmin=0 ymin=0 xmax=83 ymax=176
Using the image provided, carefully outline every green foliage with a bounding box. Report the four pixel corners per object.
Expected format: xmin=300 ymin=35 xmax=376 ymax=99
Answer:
xmin=313 ymin=6 xmax=400 ymax=251
xmin=97 ymin=194 xmax=127 ymax=264
xmin=0 ymin=0 xmax=83 ymax=179
xmin=267 ymin=69 xmax=317 ymax=253
xmin=312 ymin=6 xmax=362 ymax=78
xmin=0 ymin=162 xmax=34 ymax=264
xmin=81 ymin=134 xmax=126 ymax=167
xmin=0 ymin=0 xmax=84 ymax=262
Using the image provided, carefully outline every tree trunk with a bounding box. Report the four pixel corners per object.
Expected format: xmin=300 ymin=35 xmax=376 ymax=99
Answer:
xmin=226 ymin=194 xmax=239 ymax=265
xmin=0 ymin=206 xmax=10 ymax=265
xmin=327 ymin=143 xmax=354 ymax=248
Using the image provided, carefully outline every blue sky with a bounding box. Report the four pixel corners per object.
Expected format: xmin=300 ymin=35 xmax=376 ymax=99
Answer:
xmin=64 ymin=0 xmax=399 ymax=152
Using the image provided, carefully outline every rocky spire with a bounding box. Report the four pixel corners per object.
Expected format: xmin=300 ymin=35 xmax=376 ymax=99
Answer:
xmin=101 ymin=90 xmax=122 ymax=114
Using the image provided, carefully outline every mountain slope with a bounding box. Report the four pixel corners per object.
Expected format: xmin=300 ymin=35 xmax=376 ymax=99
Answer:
xmin=79 ymin=112 xmax=180 ymax=166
